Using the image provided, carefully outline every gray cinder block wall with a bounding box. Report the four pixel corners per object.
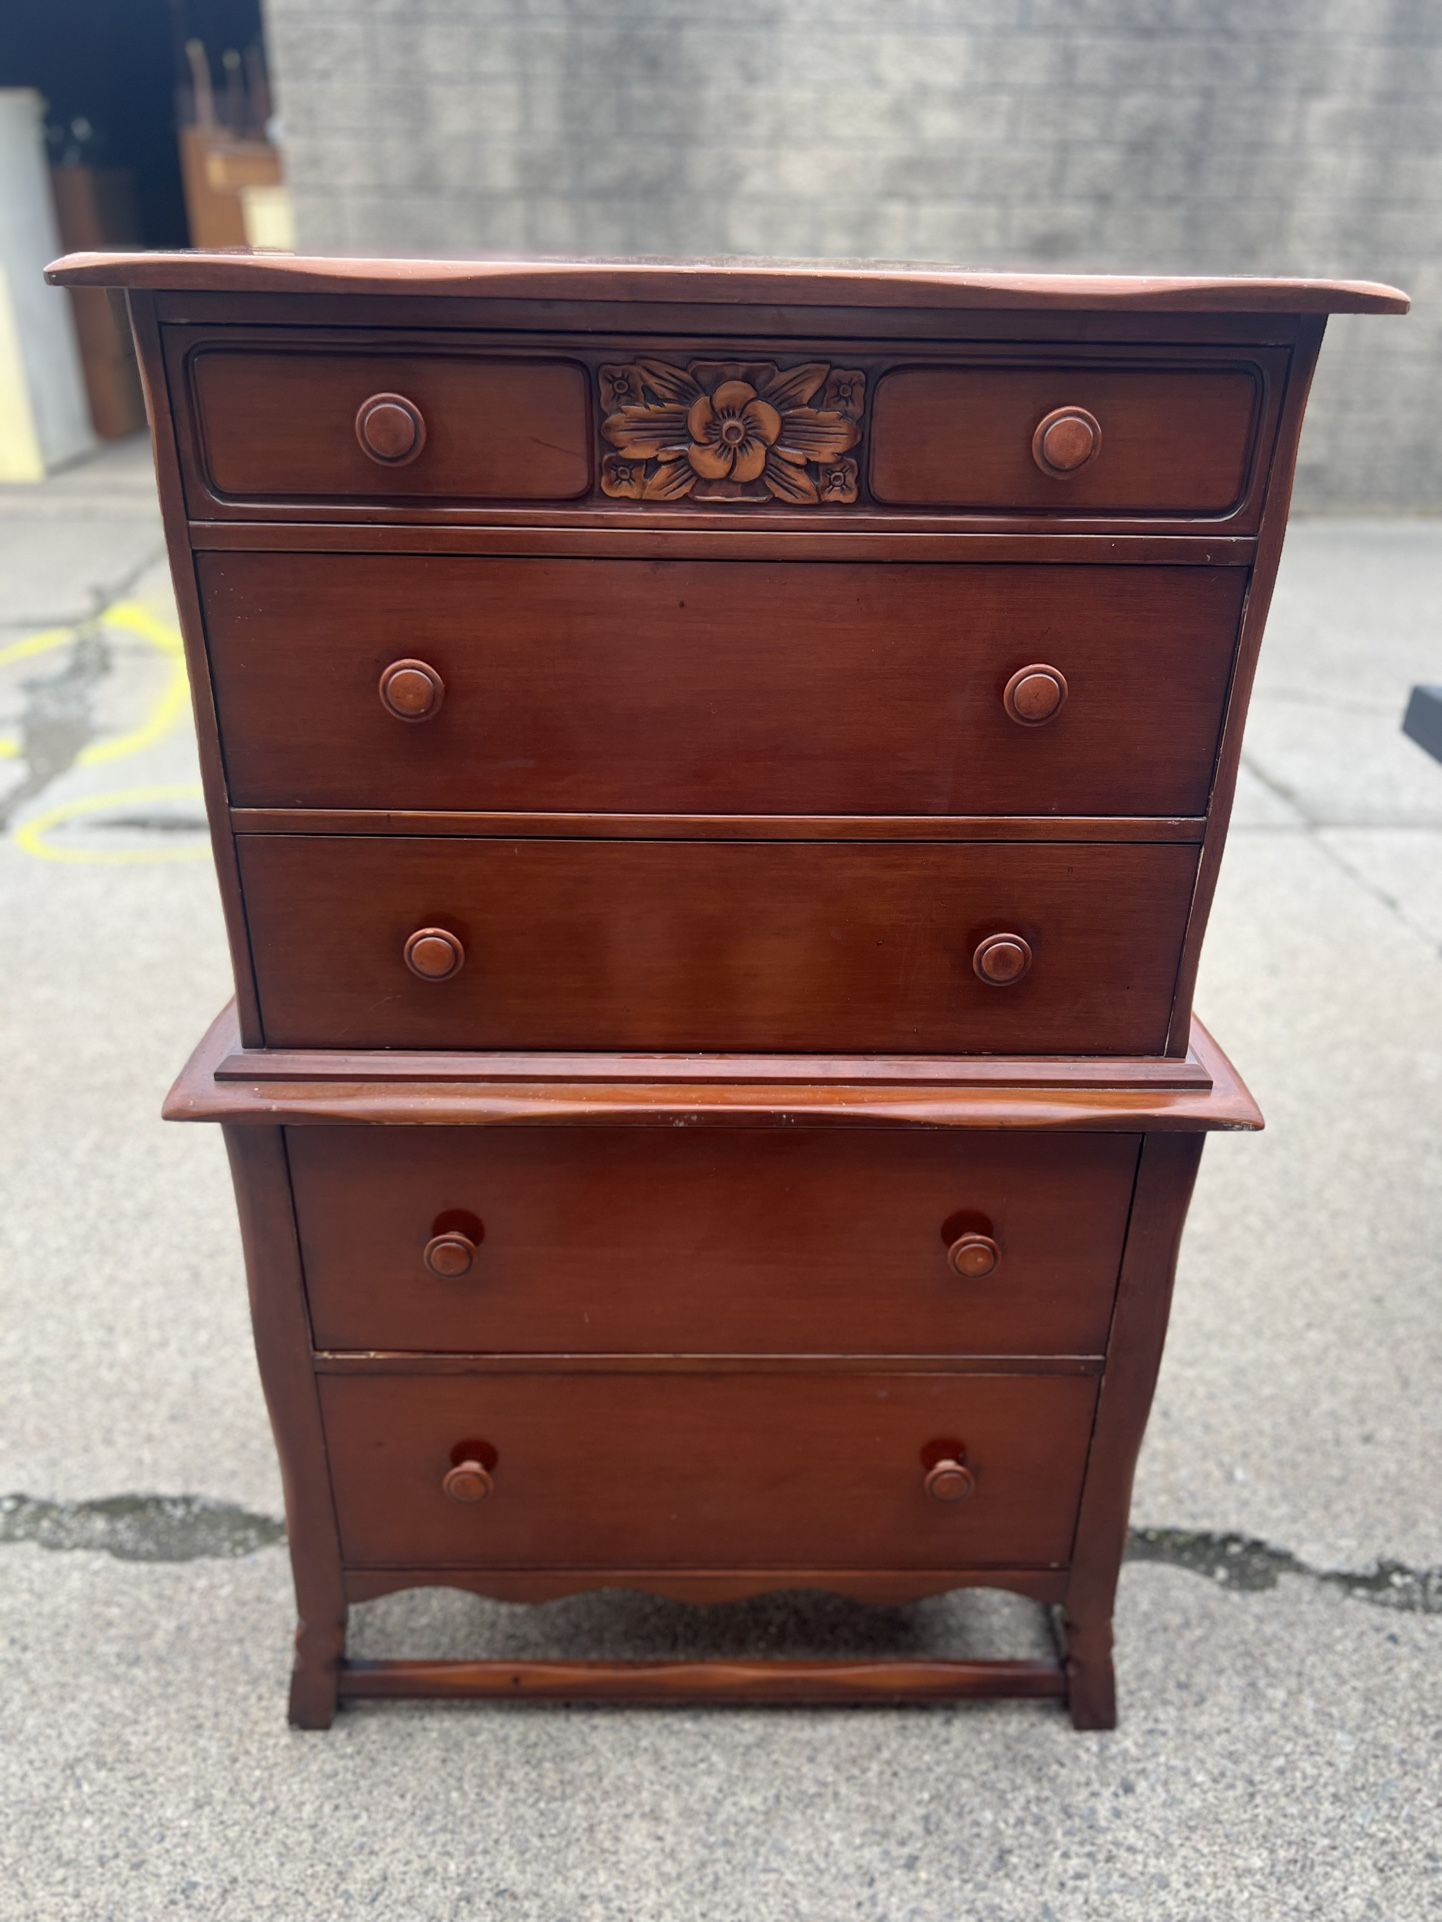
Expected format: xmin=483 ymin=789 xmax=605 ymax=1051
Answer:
xmin=262 ymin=0 xmax=1442 ymax=511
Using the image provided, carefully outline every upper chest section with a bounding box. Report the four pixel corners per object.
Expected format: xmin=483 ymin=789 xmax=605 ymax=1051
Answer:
xmin=156 ymin=292 xmax=1303 ymax=536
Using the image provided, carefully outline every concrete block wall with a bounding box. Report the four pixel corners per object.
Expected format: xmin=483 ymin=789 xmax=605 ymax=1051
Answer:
xmin=262 ymin=0 xmax=1442 ymax=510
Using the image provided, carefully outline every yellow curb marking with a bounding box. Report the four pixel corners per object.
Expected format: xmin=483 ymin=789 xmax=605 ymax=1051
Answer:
xmin=0 ymin=599 xmax=189 ymax=762
xmin=2 ymin=601 xmax=208 ymax=864
xmin=13 ymin=782 xmax=209 ymax=865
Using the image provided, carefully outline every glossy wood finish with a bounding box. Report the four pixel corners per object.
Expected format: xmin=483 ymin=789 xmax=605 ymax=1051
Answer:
xmin=164 ymin=330 xmax=1290 ymax=535
xmin=231 ymin=808 xmax=1206 ymax=845
xmin=341 ymin=1562 xmax=1071 ymax=1607
xmin=872 ymin=363 xmax=1259 ymax=513
xmin=402 ymin=927 xmax=465 ymax=983
xmin=973 ymin=932 xmax=1034 ymax=986
xmin=924 ymin=1457 xmax=978 ymax=1504
xmin=318 ymin=1369 xmax=1098 ymax=1569
xmin=46 ymin=252 xmax=1411 ymax=314
xmin=947 ymin=1232 xmax=1002 ymax=1279
xmin=288 ymin=1126 xmax=1140 ymax=1356
xmin=1032 ymin=406 xmax=1101 ymax=476
xmin=63 ymin=251 xmax=1394 ymax=1724
xmin=337 ymin=1657 xmax=1067 ymax=1705
xmin=1163 ymin=316 xmax=1323 ymax=1052
xmin=1063 ymin=1130 xmax=1203 ymax=1728
xmin=355 ymin=392 xmax=426 ymax=466
xmin=377 ymin=658 xmax=445 ymax=723
xmin=1003 ymin=664 xmax=1068 ymax=726
xmin=423 ymin=1229 xmax=481 ymax=1279
xmin=237 ymin=834 xmax=1198 ymax=1054
xmin=222 ymin=1127 xmax=346 ymax=1728
xmin=193 ymin=521 xmax=1259 ymax=560
xmin=442 ymin=1458 xmax=495 ymax=1504
xmin=198 ymin=554 xmax=1245 ymax=817
xmin=169 ymin=1002 xmax=1263 ymax=1134
xmin=186 ymin=340 xmax=590 ymax=506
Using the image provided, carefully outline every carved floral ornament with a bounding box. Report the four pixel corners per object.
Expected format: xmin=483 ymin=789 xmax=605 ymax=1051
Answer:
xmin=600 ymin=359 xmax=866 ymax=505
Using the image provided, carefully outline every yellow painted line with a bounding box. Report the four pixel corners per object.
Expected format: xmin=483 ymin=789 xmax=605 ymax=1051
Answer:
xmin=77 ymin=601 xmax=190 ymax=768
xmin=3 ymin=600 xmax=204 ymax=863
xmin=12 ymin=783 xmax=209 ymax=866
xmin=0 ymin=599 xmax=189 ymax=764
xmin=0 ymin=624 xmax=75 ymax=668
xmin=0 ymin=628 xmax=73 ymax=757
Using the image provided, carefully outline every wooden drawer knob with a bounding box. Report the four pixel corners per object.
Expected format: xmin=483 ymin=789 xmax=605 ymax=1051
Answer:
xmin=356 ymin=392 xmax=426 ymax=466
xmin=1003 ymin=664 xmax=1068 ymax=726
xmin=1032 ymin=406 xmax=1101 ymax=476
xmin=424 ymin=1230 xmax=481 ymax=1278
xmin=404 ymin=926 xmax=465 ymax=981
xmin=924 ymin=1456 xmax=976 ymax=1504
xmin=442 ymin=1458 xmax=494 ymax=1504
xmin=972 ymin=932 xmax=1032 ymax=987
xmin=947 ymin=1232 xmax=1001 ymax=1279
xmin=379 ymin=658 xmax=445 ymax=722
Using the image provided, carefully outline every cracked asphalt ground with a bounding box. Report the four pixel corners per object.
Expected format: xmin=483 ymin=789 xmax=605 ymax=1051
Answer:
xmin=2 ymin=437 xmax=1440 ymax=1921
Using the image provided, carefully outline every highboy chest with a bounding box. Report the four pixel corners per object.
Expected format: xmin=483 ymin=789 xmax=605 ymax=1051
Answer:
xmin=47 ymin=251 xmax=1406 ymax=1728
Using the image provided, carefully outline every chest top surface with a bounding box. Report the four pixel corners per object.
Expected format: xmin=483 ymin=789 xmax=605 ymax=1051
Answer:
xmin=45 ymin=250 xmax=1410 ymax=313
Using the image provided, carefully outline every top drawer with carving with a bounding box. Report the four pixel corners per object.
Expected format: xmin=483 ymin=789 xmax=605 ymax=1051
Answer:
xmin=166 ymin=326 xmax=1286 ymax=529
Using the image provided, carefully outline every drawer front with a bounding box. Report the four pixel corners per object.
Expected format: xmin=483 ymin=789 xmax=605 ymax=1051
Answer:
xmin=870 ymin=362 xmax=1263 ymax=516
xmin=183 ymin=343 xmax=591 ymax=505
xmin=291 ymin=1127 xmax=1139 ymax=1356
xmin=319 ymin=1371 xmax=1098 ymax=1569
xmin=237 ymin=836 xmax=1198 ymax=1053
xmin=202 ymin=554 xmax=1243 ymax=818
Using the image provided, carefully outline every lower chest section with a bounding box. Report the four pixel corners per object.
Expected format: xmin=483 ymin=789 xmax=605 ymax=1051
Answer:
xmin=293 ymin=1122 xmax=1135 ymax=1576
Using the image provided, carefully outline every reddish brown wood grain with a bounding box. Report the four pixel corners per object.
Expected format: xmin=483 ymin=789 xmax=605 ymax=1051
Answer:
xmin=235 ymin=834 xmax=1200 ymax=1055
xmin=45 ymin=252 xmax=1411 ymax=314
xmin=288 ymin=1125 xmax=1140 ymax=1357
xmin=165 ymin=1002 xmax=1264 ymax=1134
xmin=75 ymin=249 xmax=1386 ymax=1723
xmin=340 ymin=1563 xmax=1070 ymax=1606
xmin=198 ymin=554 xmax=1244 ymax=818
xmin=871 ymin=362 xmax=1262 ymax=515
xmin=223 ymin=1126 xmax=346 ymax=1728
xmin=317 ymin=1368 xmax=1099 ymax=1569
xmin=336 ymin=1656 xmax=1066 ymax=1704
xmin=1063 ymin=1131 xmax=1205 ymax=1729
xmin=187 ymin=344 xmax=591 ymax=506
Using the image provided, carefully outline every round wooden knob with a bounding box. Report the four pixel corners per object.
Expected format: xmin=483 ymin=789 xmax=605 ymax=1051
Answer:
xmin=442 ymin=1459 xmax=494 ymax=1504
xmin=424 ymin=1230 xmax=480 ymax=1278
xmin=973 ymin=932 xmax=1033 ymax=987
xmin=379 ymin=658 xmax=445 ymax=722
xmin=1032 ymin=406 xmax=1101 ymax=476
xmin=404 ymin=927 xmax=465 ymax=981
xmin=947 ymin=1232 xmax=1001 ymax=1279
xmin=1003 ymin=664 xmax=1068 ymax=727
xmin=356 ymin=392 xmax=426 ymax=466
xmin=924 ymin=1458 xmax=976 ymax=1504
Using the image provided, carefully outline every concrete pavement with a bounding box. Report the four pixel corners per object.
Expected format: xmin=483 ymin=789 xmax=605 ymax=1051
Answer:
xmin=1 ymin=437 xmax=1439 ymax=1921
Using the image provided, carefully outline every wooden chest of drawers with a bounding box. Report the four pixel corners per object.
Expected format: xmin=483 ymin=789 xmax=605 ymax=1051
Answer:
xmin=48 ymin=250 xmax=1406 ymax=1729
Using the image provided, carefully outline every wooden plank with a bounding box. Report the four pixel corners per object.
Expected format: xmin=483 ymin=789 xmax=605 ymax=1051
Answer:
xmin=46 ymin=253 xmax=1411 ymax=314
xmin=312 ymin=1353 xmax=1106 ymax=1378
xmin=336 ymin=1656 xmax=1068 ymax=1704
xmin=228 ymin=809 xmax=1210 ymax=845
xmin=218 ymin=1042 xmax=1212 ymax=1088
xmin=164 ymin=1003 xmax=1262 ymax=1133
xmin=189 ymin=520 xmax=1259 ymax=559
xmin=341 ymin=1563 xmax=1072 ymax=1606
